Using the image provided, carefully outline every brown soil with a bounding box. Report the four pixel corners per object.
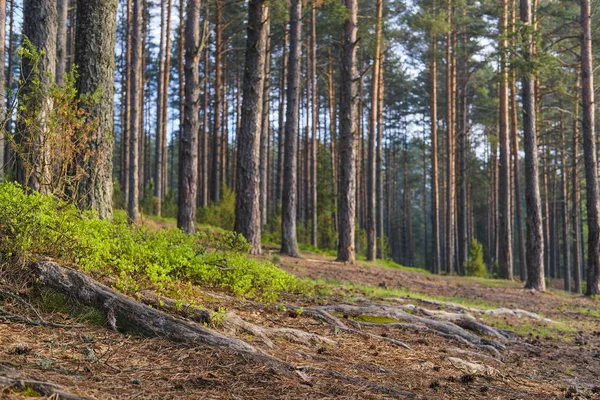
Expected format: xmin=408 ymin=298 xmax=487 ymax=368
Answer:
xmin=2 ymin=251 xmax=600 ymax=399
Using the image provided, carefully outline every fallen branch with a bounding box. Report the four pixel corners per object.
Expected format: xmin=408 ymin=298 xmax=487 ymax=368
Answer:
xmin=0 ymin=365 xmax=92 ymax=400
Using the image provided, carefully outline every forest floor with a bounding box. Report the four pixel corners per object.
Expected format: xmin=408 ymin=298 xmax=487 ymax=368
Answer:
xmin=2 ymin=238 xmax=600 ymax=399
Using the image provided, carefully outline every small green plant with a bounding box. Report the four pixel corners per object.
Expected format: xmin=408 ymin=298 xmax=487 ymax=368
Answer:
xmin=464 ymin=239 xmax=487 ymax=278
xmin=210 ymin=307 xmax=228 ymax=327
xmin=196 ymin=186 xmax=235 ymax=230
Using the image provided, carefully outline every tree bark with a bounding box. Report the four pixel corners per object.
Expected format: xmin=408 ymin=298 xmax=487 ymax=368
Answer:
xmin=18 ymin=0 xmax=57 ymax=193
xmin=128 ymin=0 xmax=142 ymax=223
xmin=572 ymin=73 xmax=582 ymax=294
xmin=430 ymin=27 xmax=440 ymax=274
xmin=498 ymin=0 xmax=513 ymax=280
xmin=74 ymin=0 xmax=117 ymax=219
xmin=235 ymin=0 xmax=269 ymax=254
xmin=56 ymin=0 xmax=69 ymax=85
xmin=310 ymin=4 xmax=318 ymax=247
xmin=337 ymin=0 xmax=358 ymax=263
xmin=211 ymin=0 xmax=223 ymax=203
xmin=445 ymin=0 xmax=455 ymax=274
xmin=280 ymin=0 xmax=301 ymax=257
xmin=0 ymin=0 xmax=5 ymax=180
xmin=177 ymin=0 xmax=202 ymax=234
xmin=521 ymin=0 xmax=544 ymax=291
xmin=259 ymin=11 xmax=271 ymax=228
xmin=559 ymin=115 xmax=571 ymax=291
xmin=367 ymin=0 xmax=383 ymax=261
xmin=580 ymin=0 xmax=600 ymax=295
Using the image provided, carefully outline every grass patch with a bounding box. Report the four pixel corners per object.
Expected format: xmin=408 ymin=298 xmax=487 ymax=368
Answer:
xmin=12 ymin=386 xmax=41 ymax=397
xmin=363 ymin=258 xmax=431 ymax=274
xmin=0 ymin=182 xmax=313 ymax=302
xmin=298 ymin=243 xmax=337 ymax=258
xmin=482 ymin=316 xmax=576 ymax=342
xmin=350 ymin=314 xmax=399 ymax=324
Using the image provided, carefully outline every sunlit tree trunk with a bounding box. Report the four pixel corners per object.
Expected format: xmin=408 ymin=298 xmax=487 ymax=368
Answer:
xmin=74 ymin=0 xmax=117 ymax=219
xmin=177 ymin=0 xmax=202 ymax=234
xmin=280 ymin=0 xmax=301 ymax=257
xmin=337 ymin=0 xmax=358 ymax=263
xmin=235 ymin=0 xmax=268 ymax=254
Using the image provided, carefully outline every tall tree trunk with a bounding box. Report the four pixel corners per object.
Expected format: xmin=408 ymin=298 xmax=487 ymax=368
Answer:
xmin=259 ymin=11 xmax=271 ymax=228
xmin=310 ymin=3 xmax=318 ymax=247
xmin=56 ymin=0 xmax=68 ymax=85
xmin=327 ymin=48 xmax=338 ymax=232
xmin=572 ymin=73 xmax=582 ymax=294
xmin=18 ymin=0 xmax=57 ymax=193
xmin=122 ymin=0 xmax=132 ymax=207
xmin=510 ymin=0 xmax=526 ymax=282
xmin=521 ymin=0 xmax=544 ymax=291
xmin=235 ymin=0 xmax=268 ymax=254
xmin=128 ymin=0 xmax=142 ymax=223
xmin=367 ymin=0 xmax=383 ymax=261
xmin=276 ymin=29 xmax=287 ymax=209
xmin=445 ymin=0 xmax=455 ymax=274
xmin=559 ymin=115 xmax=571 ymax=291
xmin=376 ymin=58 xmax=385 ymax=258
xmin=177 ymin=0 xmax=201 ymax=234
xmin=457 ymin=4 xmax=468 ymax=274
xmin=155 ymin=0 xmax=166 ymax=215
xmin=280 ymin=0 xmax=302 ymax=257
xmin=175 ymin=0 xmax=185 ymax=195
xmin=580 ymin=0 xmax=600 ymax=295
xmin=498 ymin=0 xmax=513 ymax=280
xmin=74 ymin=0 xmax=117 ymax=219
xmin=200 ymin=9 xmax=210 ymax=208
xmin=430 ymin=28 xmax=440 ymax=274
xmin=211 ymin=0 xmax=223 ymax=203
xmin=337 ymin=0 xmax=358 ymax=263
xmin=4 ymin=0 xmax=15 ymax=173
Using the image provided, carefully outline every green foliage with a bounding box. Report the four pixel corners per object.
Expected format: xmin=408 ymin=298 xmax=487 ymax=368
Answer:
xmin=464 ymin=239 xmax=487 ymax=278
xmin=197 ymin=186 xmax=235 ymax=231
xmin=0 ymin=183 xmax=313 ymax=301
xmin=354 ymin=225 xmax=368 ymax=258
xmin=33 ymin=288 xmax=106 ymax=326
xmin=161 ymin=190 xmax=178 ymax=218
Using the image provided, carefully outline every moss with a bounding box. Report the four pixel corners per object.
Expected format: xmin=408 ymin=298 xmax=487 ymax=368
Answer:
xmin=13 ymin=386 xmax=42 ymax=397
xmin=350 ymin=315 xmax=399 ymax=324
xmin=33 ymin=288 xmax=106 ymax=326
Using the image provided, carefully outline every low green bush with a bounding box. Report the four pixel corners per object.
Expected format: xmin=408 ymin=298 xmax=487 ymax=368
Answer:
xmin=196 ymin=186 xmax=235 ymax=230
xmin=0 ymin=182 xmax=313 ymax=301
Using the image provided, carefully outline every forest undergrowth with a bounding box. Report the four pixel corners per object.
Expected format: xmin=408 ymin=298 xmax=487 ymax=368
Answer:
xmin=0 ymin=184 xmax=599 ymax=399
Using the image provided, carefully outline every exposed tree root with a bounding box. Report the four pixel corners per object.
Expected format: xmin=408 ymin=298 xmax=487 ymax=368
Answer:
xmin=387 ymin=297 xmax=558 ymax=324
xmin=137 ymin=290 xmax=211 ymax=324
xmin=32 ymin=262 xmax=261 ymax=355
xmin=0 ymin=365 xmax=91 ymax=400
xmin=309 ymin=303 xmax=506 ymax=350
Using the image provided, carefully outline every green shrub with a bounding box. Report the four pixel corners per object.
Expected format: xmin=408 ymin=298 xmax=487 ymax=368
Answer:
xmin=196 ymin=186 xmax=235 ymax=230
xmin=0 ymin=182 xmax=313 ymax=301
xmin=464 ymin=239 xmax=487 ymax=278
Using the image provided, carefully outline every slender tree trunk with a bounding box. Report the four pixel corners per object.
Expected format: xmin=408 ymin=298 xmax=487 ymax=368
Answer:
xmin=128 ymin=0 xmax=142 ymax=222
xmin=498 ymin=0 xmax=513 ymax=280
xmin=276 ymin=29 xmax=287 ymax=208
xmin=430 ymin=29 xmax=440 ymax=274
xmin=235 ymin=0 xmax=268 ymax=254
xmin=211 ymin=0 xmax=223 ymax=203
xmin=18 ymin=0 xmax=57 ymax=193
xmin=56 ymin=0 xmax=68 ymax=85
xmin=367 ymin=0 xmax=383 ymax=261
xmin=4 ymin=0 xmax=15 ymax=173
xmin=457 ymin=4 xmax=467 ymax=274
xmin=337 ymin=0 xmax=358 ymax=263
xmin=155 ymin=0 xmax=166 ymax=215
xmin=376 ymin=58 xmax=385 ymax=258
xmin=327 ymin=48 xmax=338 ymax=232
xmin=201 ymin=10 xmax=210 ymax=208
xmin=580 ymin=0 xmax=600 ymax=295
xmin=445 ymin=0 xmax=455 ymax=274
xmin=74 ymin=0 xmax=117 ymax=219
xmin=175 ymin=0 xmax=185 ymax=195
xmin=177 ymin=0 xmax=202 ymax=234
xmin=559 ymin=115 xmax=571 ymax=291
xmin=310 ymin=3 xmax=318 ymax=247
xmin=572 ymin=73 xmax=582 ymax=294
xmin=122 ymin=0 xmax=132 ymax=206
xmin=259 ymin=11 xmax=271 ymax=228
xmin=521 ymin=0 xmax=544 ymax=291
xmin=280 ymin=0 xmax=302 ymax=257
